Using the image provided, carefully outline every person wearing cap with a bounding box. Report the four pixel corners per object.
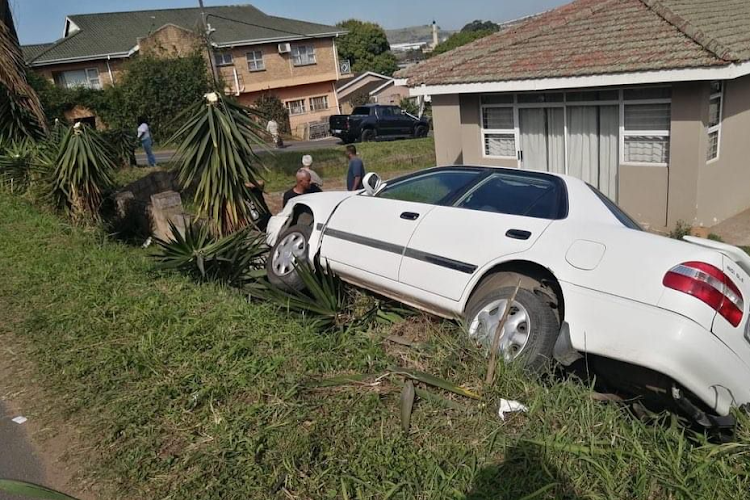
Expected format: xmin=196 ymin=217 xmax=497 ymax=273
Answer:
xmin=301 ymin=154 xmax=323 ymax=189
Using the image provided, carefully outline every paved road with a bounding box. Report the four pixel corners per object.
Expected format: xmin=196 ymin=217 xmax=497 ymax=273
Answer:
xmin=0 ymin=402 xmax=45 ymax=500
xmin=135 ymin=137 xmax=342 ymax=166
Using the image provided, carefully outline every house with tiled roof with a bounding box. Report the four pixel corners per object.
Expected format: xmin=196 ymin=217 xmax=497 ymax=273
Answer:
xmin=397 ymin=0 xmax=750 ymax=230
xmin=22 ymin=5 xmax=350 ymax=138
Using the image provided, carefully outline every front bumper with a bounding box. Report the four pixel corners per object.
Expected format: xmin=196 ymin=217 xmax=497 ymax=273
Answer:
xmin=563 ymin=282 xmax=750 ymax=416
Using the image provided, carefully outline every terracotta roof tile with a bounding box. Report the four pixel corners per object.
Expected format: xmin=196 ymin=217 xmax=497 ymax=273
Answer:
xmin=398 ymin=0 xmax=735 ymax=86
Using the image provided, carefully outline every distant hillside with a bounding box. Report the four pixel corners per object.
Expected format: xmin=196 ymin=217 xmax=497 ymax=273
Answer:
xmin=386 ymin=25 xmax=455 ymax=45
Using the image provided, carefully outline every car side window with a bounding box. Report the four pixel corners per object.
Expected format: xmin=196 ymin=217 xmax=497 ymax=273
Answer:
xmin=455 ymin=172 xmax=567 ymax=220
xmin=377 ymin=170 xmax=481 ymax=205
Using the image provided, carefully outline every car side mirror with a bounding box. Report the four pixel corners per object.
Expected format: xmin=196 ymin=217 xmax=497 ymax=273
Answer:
xmin=362 ymin=172 xmax=382 ymax=196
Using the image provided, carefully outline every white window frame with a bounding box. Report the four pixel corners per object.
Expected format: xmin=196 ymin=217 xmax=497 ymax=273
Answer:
xmin=291 ymin=44 xmax=317 ymax=67
xmin=285 ymin=99 xmax=306 ymax=116
xmin=246 ymin=50 xmax=265 ymax=72
xmin=56 ymin=68 xmax=102 ymax=90
xmin=477 ymin=86 xmax=672 ymax=171
xmin=310 ymin=95 xmax=329 ymax=112
xmin=480 ymin=96 xmax=518 ymax=160
xmin=707 ymin=81 xmax=724 ymax=164
xmin=214 ymin=52 xmax=234 ymax=66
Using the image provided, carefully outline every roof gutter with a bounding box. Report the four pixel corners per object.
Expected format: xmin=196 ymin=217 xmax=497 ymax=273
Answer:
xmin=28 ymin=52 xmax=131 ymax=67
xmin=407 ymin=61 xmax=750 ymax=96
xmin=213 ymin=31 xmax=347 ymax=49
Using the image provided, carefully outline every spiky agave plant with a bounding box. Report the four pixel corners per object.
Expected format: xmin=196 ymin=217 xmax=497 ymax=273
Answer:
xmin=50 ymin=123 xmax=115 ymax=219
xmin=0 ymin=138 xmax=51 ymax=193
xmin=169 ymin=91 xmax=268 ymax=236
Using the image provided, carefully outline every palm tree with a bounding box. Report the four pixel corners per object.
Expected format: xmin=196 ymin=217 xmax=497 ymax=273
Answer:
xmin=0 ymin=0 xmax=47 ymax=140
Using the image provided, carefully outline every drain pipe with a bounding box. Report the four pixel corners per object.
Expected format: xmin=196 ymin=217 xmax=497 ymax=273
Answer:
xmin=106 ymin=55 xmax=114 ymax=86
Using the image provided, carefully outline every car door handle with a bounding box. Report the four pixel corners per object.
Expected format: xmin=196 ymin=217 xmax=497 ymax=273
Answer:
xmin=506 ymin=229 xmax=531 ymax=240
xmin=400 ymin=212 xmax=420 ymax=221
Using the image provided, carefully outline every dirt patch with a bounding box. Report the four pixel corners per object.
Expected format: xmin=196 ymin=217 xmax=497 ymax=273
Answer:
xmin=0 ymin=336 xmax=103 ymax=500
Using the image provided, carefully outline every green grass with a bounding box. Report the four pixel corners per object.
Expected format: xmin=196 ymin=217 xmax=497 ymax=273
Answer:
xmin=1 ymin=194 xmax=750 ymax=499
xmin=113 ymin=139 xmax=437 ymax=194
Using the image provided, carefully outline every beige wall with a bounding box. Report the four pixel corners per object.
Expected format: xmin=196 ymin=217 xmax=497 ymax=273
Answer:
xmin=139 ymin=24 xmax=203 ymax=58
xmin=218 ymin=37 xmax=338 ymax=95
xmin=696 ymin=75 xmax=750 ymax=226
xmin=238 ymin=80 xmax=338 ymax=138
xmin=372 ymin=83 xmax=410 ymax=106
xmin=459 ymin=94 xmax=518 ymax=168
xmin=432 ymin=94 xmax=463 ymax=165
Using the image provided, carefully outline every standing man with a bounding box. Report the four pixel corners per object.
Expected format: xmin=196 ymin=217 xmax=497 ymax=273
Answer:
xmin=137 ymin=116 xmax=157 ymax=167
xmin=345 ymin=145 xmax=365 ymax=191
xmin=301 ymin=154 xmax=323 ymax=190
xmin=283 ymin=169 xmax=319 ymax=208
xmin=266 ymin=119 xmax=282 ymax=149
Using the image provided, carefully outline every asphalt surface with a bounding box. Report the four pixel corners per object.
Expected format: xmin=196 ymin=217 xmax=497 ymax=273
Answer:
xmin=135 ymin=137 xmax=342 ymax=166
xmin=0 ymin=402 xmax=45 ymax=500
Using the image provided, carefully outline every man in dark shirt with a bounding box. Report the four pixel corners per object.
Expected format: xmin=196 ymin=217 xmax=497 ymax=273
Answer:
xmin=282 ymin=169 xmax=321 ymax=208
xmin=345 ymin=145 xmax=365 ymax=191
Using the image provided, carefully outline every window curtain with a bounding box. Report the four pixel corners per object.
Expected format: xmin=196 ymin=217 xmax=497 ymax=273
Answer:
xmin=567 ymin=106 xmax=619 ymax=201
xmin=547 ymin=108 xmax=565 ymax=175
xmin=519 ymin=109 xmax=548 ymax=172
xmin=598 ymin=106 xmax=619 ymax=201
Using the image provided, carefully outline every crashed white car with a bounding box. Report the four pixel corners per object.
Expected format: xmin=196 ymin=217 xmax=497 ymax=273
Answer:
xmin=266 ymin=166 xmax=750 ymax=428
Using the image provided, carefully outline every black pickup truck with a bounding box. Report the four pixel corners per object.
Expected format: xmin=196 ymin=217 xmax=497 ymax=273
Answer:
xmin=329 ymin=104 xmax=430 ymax=143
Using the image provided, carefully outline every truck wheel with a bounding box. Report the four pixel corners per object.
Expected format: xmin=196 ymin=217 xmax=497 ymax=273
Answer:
xmin=361 ymin=129 xmax=376 ymax=142
xmin=266 ymin=223 xmax=312 ymax=292
xmin=414 ymin=125 xmax=428 ymax=138
xmin=464 ymin=275 xmax=559 ymax=373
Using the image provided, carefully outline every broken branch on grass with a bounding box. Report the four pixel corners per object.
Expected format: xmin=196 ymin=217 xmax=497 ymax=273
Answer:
xmin=485 ymin=279 xmax=522 ymax=385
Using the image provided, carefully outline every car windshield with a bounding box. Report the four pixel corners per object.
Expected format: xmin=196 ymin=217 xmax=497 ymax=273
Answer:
xmin=455 ymin=172 xmax=567 ymax=220
xmin=377 ymin=169 xmax=481 ymax=205
xmin=351 ymin=107 xmax=371 ymax=115
xmin=587 ymin=185 xmax=642 ymax=230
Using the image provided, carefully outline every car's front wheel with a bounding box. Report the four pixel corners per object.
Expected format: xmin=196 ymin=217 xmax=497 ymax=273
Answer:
xmin=464 ymin=277 xmax=559 ymax=372
xmin=414 ymin=125 xmax=428 ymax=138
xmin=266 ymin=223 xmax=312 ymax=291
xmin=361 ymin=129 xmax=376 ymax=142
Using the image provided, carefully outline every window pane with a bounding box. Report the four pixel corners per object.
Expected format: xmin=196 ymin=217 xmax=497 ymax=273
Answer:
xmin=624 ymin=104 xmax=671 ymax=131
xmin=623 ymin=87 xmax=671 ymax=100
xmin=352 ymin=107 xmax=371 ymax=115
xmin=624 ymin=136 xmax=670 ymax=163
xmin=247 ymin=51 xmax=264 ymax=71
xmin=292 ymin=45 xmax=315 ymax=66
xmin=310 ymin=96 xmax=328 ymax=111
xmin=482 ymin=107 xmax=513 ymax=129
xmin=707 ymin=131 xmax=719 ymax=161
xmin=378 ymin=170 xmax=481 ymax=204
xmin=61 ymin=70 xmax=88 ymax=88
xmin=481 ymin=94 xmax=513 ymax=105
xmin=709 ymin=96 xmax=721 ymax=128
xmin=517 ymin=92 xmax=563 ymax=103
xmin=456 ymin=172 xmax=565 ymax=220
xmin=286 ymin=99 xmax=305 ymax=115
xmin=484 ymin=134 xmax=515 ymax=157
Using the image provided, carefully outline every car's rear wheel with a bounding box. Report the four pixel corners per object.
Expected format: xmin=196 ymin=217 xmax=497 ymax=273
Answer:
xmin=361 ymin=129 xmax=376 ymax=142
xmin=465 ymin=275 xmax=559 ymax=372
xmin=266 ymin=223 xmax=312 ymax=292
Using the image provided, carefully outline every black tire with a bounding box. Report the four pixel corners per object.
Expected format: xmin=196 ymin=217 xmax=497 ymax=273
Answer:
xmin=361 ymin=129 xmax=376 ymax=142
xmin=414 ymin=125 xmax=428 ymax=138
xmin=266 ymin=223 xmax=312 ymax=292
xmin=464 ymin=274 xmax=560 ymax=372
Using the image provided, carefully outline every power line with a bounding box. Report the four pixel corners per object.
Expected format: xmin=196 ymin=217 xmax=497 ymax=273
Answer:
xmin=204 ymin=13 xmax=315 ymax=39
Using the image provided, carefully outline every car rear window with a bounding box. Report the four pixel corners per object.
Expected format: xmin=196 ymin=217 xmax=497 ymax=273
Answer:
xmin=351 ymin=107 xmax=371 ymax=115
xmin=377 ymin=170 xmax=481 ymax=205
xmin=455 ymin=172 xmax=568 ymax=220
xmin=587 ymin=185 xmax=642 ymax=230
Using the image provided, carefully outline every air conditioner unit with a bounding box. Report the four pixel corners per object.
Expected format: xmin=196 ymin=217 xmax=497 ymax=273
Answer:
xmin=278 ymin=43 xmax=291 ymax=54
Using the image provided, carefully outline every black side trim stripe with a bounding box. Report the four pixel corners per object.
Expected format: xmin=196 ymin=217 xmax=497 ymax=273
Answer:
xmin=404 ymin=248 xmax=477 ymax=274
xmin=323 ymin=228 xmax=477 ymax=275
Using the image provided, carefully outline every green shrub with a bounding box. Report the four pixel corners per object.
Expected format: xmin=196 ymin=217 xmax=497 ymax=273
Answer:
xmin=669 ymin=220 xmax=692 ymax=240
xmin=252 ymin=93 xmax=290 ymax=135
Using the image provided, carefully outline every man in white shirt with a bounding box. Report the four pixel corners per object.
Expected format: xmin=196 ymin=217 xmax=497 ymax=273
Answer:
xmin=137 ymin=117 xmax=157 ymax=167
xmin=301 ymin=154 xmax=323 ymax=189
xmin=266 ymin=119 xmax=282 ymax=149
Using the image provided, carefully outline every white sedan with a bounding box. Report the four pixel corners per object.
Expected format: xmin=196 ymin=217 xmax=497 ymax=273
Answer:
xmin=266 ymin=166 xmax=750 ymax=428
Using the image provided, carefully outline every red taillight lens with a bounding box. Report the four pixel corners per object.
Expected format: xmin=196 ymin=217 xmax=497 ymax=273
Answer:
xmin=663 ymin=261 xmax=744 ymax=327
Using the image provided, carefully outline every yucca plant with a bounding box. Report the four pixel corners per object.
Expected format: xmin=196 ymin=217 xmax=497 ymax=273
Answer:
xmin=49 ymin=122 xmax=115 ymax=219
xmin=169 ymin=91 xmax=268 ymax=236
xmin=0 ymin=138 xmax=50 ymax=192
xmin=100 ymin=128 xmax=137 ymax=167
xmin=153 ymin=220 xmax=267 ymax=288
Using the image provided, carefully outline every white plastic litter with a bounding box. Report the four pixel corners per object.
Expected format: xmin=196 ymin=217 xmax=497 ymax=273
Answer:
xmin=497 ymin=399 xmax=528 ymax=421
xmin=12 ymin=416 xmax=27 ymax=424
xmin=142 ymin=237 xmax=152 ymax=249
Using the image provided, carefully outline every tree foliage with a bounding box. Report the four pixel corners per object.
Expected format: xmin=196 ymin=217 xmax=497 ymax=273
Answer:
xmin=336 ymin=19 xmax=399 ymax=76
xmin=461 ymin=20 xmax=500 ymax=33
xmin=252 ymin=93 xmax=290 ymax=135
xmin=431 ymin=30 xmax=495 ymax=57
xmin=28 ymin=52 xmax=210 ymax=142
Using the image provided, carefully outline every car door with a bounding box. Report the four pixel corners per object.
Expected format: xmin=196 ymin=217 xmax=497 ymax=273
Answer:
xmin=376 ymin=106 xmax=400 ymax=137
xmin=399 ymin=171 xmax=568 ymax=301
xmin=396 ymin=108 xmax=416 ymax=136
xmin=319 ymin=168 xmax=484 ymax=283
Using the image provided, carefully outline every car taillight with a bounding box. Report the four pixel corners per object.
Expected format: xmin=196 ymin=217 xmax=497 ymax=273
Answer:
xmin=663 ymin=261 xmax=744 ymax=327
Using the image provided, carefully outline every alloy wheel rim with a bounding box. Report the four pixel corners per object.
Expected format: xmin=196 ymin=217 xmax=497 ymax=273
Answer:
xmin=272 ymin=232 xmax=306 ymax=276
xmin=468 ymin=299 xmax=531 ymax=362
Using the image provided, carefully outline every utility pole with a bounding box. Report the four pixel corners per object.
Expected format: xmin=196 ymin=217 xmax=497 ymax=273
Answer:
xmin=199 ymin=0 xmax=219 ymax=85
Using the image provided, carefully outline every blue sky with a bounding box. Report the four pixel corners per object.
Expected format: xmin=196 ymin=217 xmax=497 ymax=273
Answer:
xmin=12 ymin=0 xmax=569 ymax=45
